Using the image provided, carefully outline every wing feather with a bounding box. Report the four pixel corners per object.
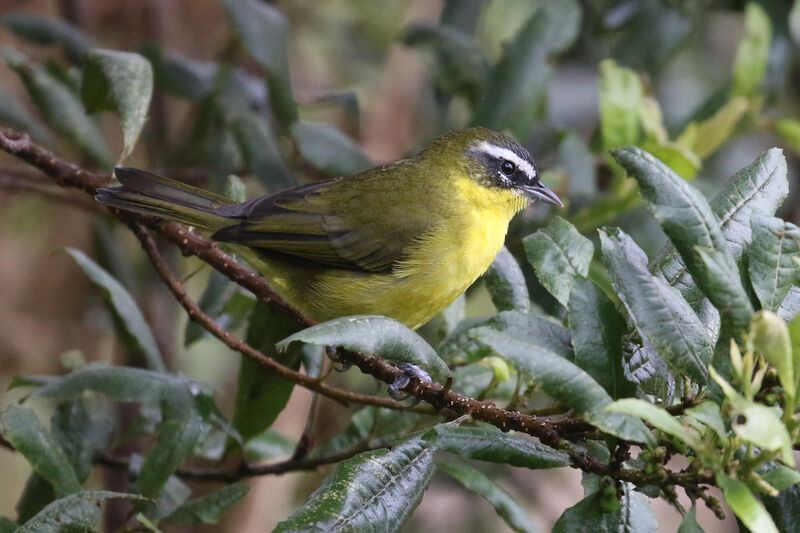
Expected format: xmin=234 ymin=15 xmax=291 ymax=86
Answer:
xmin=211 ymin=164 xmax=433 ymax=272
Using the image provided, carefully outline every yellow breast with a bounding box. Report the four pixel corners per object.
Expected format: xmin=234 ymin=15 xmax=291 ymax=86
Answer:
xmin=249 ymin=176 xmax=528 ymax=329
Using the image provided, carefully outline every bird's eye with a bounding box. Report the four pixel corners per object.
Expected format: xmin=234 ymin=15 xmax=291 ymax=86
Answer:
xmin=500 ymin=160 xmax=516 ymax=176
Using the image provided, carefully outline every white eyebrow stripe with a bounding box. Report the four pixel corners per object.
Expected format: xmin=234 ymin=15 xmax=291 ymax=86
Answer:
xmin=474 ymin=141 xmax=537 ymax=180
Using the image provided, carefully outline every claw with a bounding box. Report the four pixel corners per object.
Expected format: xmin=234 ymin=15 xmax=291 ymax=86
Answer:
xmin=388 ymin=363 xmax=431 ymax=402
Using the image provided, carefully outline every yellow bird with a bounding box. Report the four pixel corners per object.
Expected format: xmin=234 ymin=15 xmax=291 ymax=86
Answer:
xmin=96 ymin=127 xmax=562 ymax=329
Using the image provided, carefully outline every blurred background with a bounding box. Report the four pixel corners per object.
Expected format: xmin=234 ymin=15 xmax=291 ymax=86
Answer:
xmin=1 ymin=0 xmax=799 ymax=531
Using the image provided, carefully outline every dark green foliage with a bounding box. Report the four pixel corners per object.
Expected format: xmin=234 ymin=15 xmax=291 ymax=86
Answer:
xmin=15 ymin=491 xmax=145 ymax=533
xmin=427 ymin=425 xmax=568 ymax=469
xmin=471 ymin=0 xmax=580 ymax=137
xmin=483 ymin=246 xmax=530 ymax=313
xmin=273 ymin=436 xmax=437 ymax=533
xmin=162 ymin=483 xmax=250 ymax=525
xmin=2 ymin=13 xmax=92 ymax=63
xmin=232 ymin=303 xmax=305 ymax=444
xmin=65 ymin=248 xmax=165 ymax=371
xmin=568 ymin=277 xmax=635 ymax=399
xmin=81 ymin=48 xmax=153 ymax=160
xmin=437 ymin=458 xmax=537 ymax=533
xmin=600 ymin=228 xmax=713 ymax=384
xmin=553 ymin=481 xmax=656 ymax=533
xmin=278 ymin=315 xmax=452 ymax=380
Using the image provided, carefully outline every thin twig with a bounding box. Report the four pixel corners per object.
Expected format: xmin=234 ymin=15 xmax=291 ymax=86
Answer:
xmin=0 ymin=172 xmax=100 ymax=211
xmin=8 ymin=436 xmax=375 ymax=483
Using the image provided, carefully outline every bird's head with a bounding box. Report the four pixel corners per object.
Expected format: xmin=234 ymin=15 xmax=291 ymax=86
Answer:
xmin=423 ymin=127 xmax=563 ymax=208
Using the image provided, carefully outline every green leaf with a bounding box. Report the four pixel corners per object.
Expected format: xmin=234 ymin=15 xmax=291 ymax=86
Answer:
xmin=750 ymin=311 xmax=795 ymax=405
xmin=220 ymin=0 xmax=297 ymax=124
xmin=43 ymin=58 xmax=81 ymax=94
xmin=226 ymin=172 xmax=247 ymax=201
xmin=81 ymin=48 xmax=153 ymax=160
xmin=600 ymin=228 xmax=713 ymax=384
xmin=140 ymin=45 xmax=216 ymax=100
xmin=3 ymin=55 xmax=112 ymax=167
xmin=1 ymin=14 xmax=91 ymax=64
xmin=685 ymin=401 xmax=727 ymax=442
xmin=791 ymin=0 xmax=800 ymax=46
xmin=471 ymin=0 xmax=580 ymax=136
xmin=163 ymin=483 xmax=249 ymax=524
xmin=244 ymin=429 xmax=295 ymax=462
xmin=230 ymin=111 xmax=293 ymax=190
xmin=65 ymin=248 xmax=164 ymax=372
xmin=439 ymin=295 xmax=466 ymax=338
xmin=623 ymin=341 xmax=675 ymax=402
xmin=775 ymin=118 xmax=800 ymax=155
xmin=185 ymin=270 xmax=237 ymax=346
xmin=553 ymin=482 xmax=657 ymax=533
xmin=139 ymin=472 xmax=191 ymax=521
xmin=610 ymin=2 xmax=692 ymax=79
xmin=34 ymin=363 xmax=193 ymax=402
xmin=290 ymin=121 xmax=372 ymax=177
xmin=1 ymin=405 xmax=80 ymax=497
xmin=0 ymin=87 xmax=52 ymax=144
xmin=483 ymin=247 xmax=530 ymax=312
xmin=677 ymin=505 xmax=705 ymax=533
xmin=678 ymin=97 xmax=749 ymax=159
xmin=312 ymin=406 xmax=434 ymax=458
xmin=731 ymin=403 xmax=794 ymax=466
xmin=780 ymin=287 xmax=800 ymax=322
xmin=732 ymin=2 xmax=772 ymax=98
xmin=760 ymin=462 xmax=800 ymax=492
xmin=559 ymin=129 xmax=597 ymax=197
xmin=15 ymin=491 xmax=145 ymax=533
xmin=402 ymin=23 xmax=489 ymax=104
xmin=523 ymin=216 xmax=594 ymax=307
xmin=568 ymin=277 xmax=634 ymax=399
xmin=0 ymin=518 xmax=16 ymax=533
xmin=15 ymin=474 xmax=54 ymax=524
xmin=693 ymin=245 xmax=755 ymax=331
xmin=50 ymin=401 xmax=112 ymax=483
xmin=472 ymin=329 xmax=653 ymax=445
xmin=748 ymin=216 xmax=800 ymax=312
xmin=717 ymin=474 xmax=778 ymax=533
xmin=233 ymin=303 xmax=304 ymax=444
xmin=273 ymin=436 xmax=437 ymax=533
xmin=614 ymin=146 xmax=753 ymax=332
xmin=598 ymin=59 xmax=643 ymax=148
xmin=278 ymin=315 xmax=451 ymax=380
xmin=428 ymin=425 xmax=568 ymax=468
xmin=605 ymin=398 xmax=690 ymax=444
xmin=651 ymin=148 xmax=788 ymax=323
xmin=764 ymin=483 xmax=800 ymax=533
xmin=437 ymin=459 xmax=538 ymax=533
xmin=640 ymin=140 xmax=700 ymax=180
xmin=439 ymin=310 xmax=573 ymax=363
xmin=137 ymin=406 xmax=207 ymax=498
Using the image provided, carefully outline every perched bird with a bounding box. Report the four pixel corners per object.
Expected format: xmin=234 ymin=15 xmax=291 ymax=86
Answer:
xmin=96 ymin=127 xmax=562 ymax=329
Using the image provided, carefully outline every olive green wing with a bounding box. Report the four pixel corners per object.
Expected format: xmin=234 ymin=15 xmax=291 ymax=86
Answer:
xmin=211 ymin=168 xmax=433 ymax=272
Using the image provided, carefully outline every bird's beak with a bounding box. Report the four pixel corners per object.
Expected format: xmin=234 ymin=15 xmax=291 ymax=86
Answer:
xmin=520 ymin=181 xmax=564 ymax=207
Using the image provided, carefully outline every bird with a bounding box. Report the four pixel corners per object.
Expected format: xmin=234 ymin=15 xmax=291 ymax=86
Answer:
xmin=95 ymin=127 xmax=563 ymax=330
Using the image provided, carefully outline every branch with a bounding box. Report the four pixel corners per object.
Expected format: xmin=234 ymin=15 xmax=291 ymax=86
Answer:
xmin=0 ymin=170 xmax=100 ymax=212
xmin=0 ymin=434 xmax=373 ymax=483
xmin=176 ymin=445 xmax=374 ymax=482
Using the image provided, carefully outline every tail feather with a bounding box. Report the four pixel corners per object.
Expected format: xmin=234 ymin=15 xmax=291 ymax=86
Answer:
xmin=95 ymin=167 xmax=235 ymax=231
